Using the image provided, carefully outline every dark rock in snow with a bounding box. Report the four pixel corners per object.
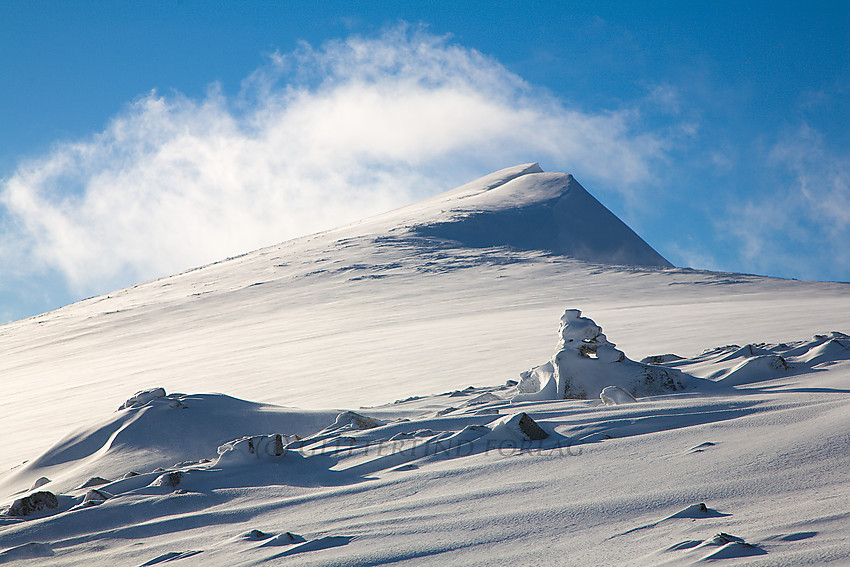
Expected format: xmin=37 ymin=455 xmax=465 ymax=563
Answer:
xmin=152 ymin=471 xmax=183 ymax=488
xmin=517 ymin=413 xmax=549 ymax=440
xmin=7 ymin=491 xmax=59 ymax=516
xmin=82 ymin=489 xmax=111 ymax=506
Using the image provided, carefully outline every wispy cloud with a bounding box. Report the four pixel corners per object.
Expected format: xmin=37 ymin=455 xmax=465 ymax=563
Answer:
xmin=1 ymin=26 xmax=669 ymax=297
xmin=723 ymin=124 xmax=850 ymax=281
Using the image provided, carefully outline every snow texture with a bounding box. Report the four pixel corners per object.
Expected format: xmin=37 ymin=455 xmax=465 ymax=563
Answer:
xmin=1 ymin=165 xmax=850 ymax=565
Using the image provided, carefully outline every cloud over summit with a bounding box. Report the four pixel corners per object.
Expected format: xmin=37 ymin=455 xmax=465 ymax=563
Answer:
xmin=1 ymin=27 xmax=667 ymax=296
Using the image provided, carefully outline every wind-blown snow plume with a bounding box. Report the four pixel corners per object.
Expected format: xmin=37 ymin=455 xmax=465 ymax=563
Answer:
xmin=0 ymin=26 xmax=666 ymax=298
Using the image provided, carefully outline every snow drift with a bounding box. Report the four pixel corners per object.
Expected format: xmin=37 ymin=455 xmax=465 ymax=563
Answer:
xmin=0 ymin=390 xmax=340 ymax=498
xmin=2 ymin=317 xmax=850 ymax=565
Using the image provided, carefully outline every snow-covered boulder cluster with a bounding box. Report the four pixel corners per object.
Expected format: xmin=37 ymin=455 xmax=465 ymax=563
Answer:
xmin=328 ymin=411 xmax=385 ymax=431
xmin=118 ymin=387 xmax=166 ymax=409
xmin=117 ymin=387 xmax=187 ymax=410
xmin=214 ymin=434 xmax=291 ymax=467
xmin=515 ymin=309 xmax=698 ymax=401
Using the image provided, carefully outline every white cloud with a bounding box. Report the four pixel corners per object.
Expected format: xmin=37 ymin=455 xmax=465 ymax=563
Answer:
xmin=769 ymin=125 xmax=850 ymax=233
xmin=723 ymin=124 xmax=850 ymax=281
xmin=1 ymin=26 xmax=669 ymax=296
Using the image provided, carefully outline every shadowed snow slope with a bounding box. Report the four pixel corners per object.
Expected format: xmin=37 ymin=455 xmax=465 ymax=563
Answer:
xmin=1 ymin=165 xmax=850 ymax=565
xmin=0 ymin=390 xmax=341 ymax=498
xmin=412 ymin=167 xmax=672 ymax=267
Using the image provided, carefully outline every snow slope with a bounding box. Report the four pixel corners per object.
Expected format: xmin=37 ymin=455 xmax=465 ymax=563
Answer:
xmin=1 ymin=164 xmax=849 ymax=565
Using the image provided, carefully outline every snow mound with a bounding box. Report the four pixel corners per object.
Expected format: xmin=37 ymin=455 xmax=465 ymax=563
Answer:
xmin=215 ymin=434 xmax=289 ymax=466
xmin=255 ymin=531 xmax=307 ymax=546
xmin=515 ymin=309 xmax=703 ymax=400
xmin=77 ymin=476 xmax=110 ymax=489
xmin=689 ymin=533 xmax=766 ymax=560
xmin=328 ymin=411 xmax=386 ymax=431
xmin=639 ymin=354 xmax=684 ymax=365
xmin=600 ymin=385 xmax=637 ymax=405
xmin=1 ymin=392 xmax=340 ymax=497
xmin=720 ymin=355 xmax=789 ymax=385
xmin=29 ymin=477 xmax=50 ymax=490
xmin=666 ymin=502 xmax=724 ymax=519
xmin=0 ymin=542 xmax=54 ymax=562
xmin=798 ymin=332 xmax=850 ymax=366
xmin=650 ymin=330 xmax=850 ymax=385
xmin=429 ymin=424 xmax=491 ymax=447
xmin=80 ymin=489 xmax=110 ymax=507
xmin=490 ymin=413 xmax=549 ymax=441
xmin=463 ymin=392 xmax=503 ymax=407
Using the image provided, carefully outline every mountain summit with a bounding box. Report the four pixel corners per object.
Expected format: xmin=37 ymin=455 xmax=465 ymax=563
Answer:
xmin=364 ymin=164 xmax=672 ymax=268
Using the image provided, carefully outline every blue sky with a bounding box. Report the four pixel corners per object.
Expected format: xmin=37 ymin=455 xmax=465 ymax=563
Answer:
xmin=1 ymin=1 xmax=849 ymax=322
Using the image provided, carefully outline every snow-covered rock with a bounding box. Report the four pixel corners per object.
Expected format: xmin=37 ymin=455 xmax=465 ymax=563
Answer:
xmin=81 ymin=489 xmax=111 ymax=507
xmin=6 ymin=491 xmax=58 ymax=517
xmin=600 ymin=385 xmax=637 ymax=405
xmin=30 ymin=477 xmax=50 ymax=490
xmin=515 ymin=310 xmax=700 ymax=400
xmin=77 ymin=476 xmax=110 ymax=489
xmin=328 ymin=411 xmax=385 ymax=431
xmin=214 ymin=434 xmax=288 ymax=466
xmin=150 ymin=471 xmax=184 ymax=488
xmin=118 ymin=387 xmax=167 ymax=410
xmin=490 ymin=412 xmax=549 ymax=441
xmin=640 ymin=354 xmax=684 ymax=365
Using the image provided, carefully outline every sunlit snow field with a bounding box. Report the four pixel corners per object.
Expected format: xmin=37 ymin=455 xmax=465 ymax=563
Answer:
xmin=1 ymin=165 xmax=849 ymax=565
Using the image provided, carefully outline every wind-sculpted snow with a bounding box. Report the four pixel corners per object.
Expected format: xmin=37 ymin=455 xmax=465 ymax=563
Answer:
xmin=515 ymin=309 xmax=709 ymax=401
xmin=2 ymin=164 xmax=848 ymax=475
xmin=2 ymin=164 xmax=850 ymax=565
xmin=2 ymin=315 xmax=850 ymax=564
xmin=0 ymin=391 xmax=340 ymax=499
xmin=648 ymin=330 xmax=850 ymax=387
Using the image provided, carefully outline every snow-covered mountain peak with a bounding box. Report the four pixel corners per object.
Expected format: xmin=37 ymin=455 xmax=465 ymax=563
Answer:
xmin=329 ymin=164 xmax=670 ymax=268
xmin=429 ymin=162 xmax=545 ymax=203
xmin=393 ymin=165 xmax=672 ymax=267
